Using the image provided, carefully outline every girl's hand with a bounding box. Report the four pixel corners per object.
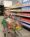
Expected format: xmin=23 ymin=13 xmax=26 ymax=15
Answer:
xmin=3 ymin=28 xmax=6 ymax=32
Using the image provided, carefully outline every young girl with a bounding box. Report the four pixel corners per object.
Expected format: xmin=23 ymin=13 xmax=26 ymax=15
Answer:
xmin=2 ymin=8 xmax=10 ymax=37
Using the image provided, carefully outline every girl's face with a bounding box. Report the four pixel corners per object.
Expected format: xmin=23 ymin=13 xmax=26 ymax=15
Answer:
xmin=5 ymin=9 xmax=10 ymax=16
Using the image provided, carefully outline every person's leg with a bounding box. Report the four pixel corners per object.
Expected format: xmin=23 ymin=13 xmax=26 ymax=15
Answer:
xmin=4 ymin=27 xmax=8 ymax=37
xmin=3 ymin=27 xmax=6 ymax=37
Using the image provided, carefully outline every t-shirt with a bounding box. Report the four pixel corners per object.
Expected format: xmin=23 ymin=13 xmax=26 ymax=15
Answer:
xmin=2 ymin=19 xmax=7 ymax=28
xmin=2 ymin=16 xmax=10 ymax=28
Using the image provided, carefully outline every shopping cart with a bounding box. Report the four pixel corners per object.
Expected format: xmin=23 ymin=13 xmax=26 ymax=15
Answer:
xmin=4 ymin=19 xmax=22 ymax=37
